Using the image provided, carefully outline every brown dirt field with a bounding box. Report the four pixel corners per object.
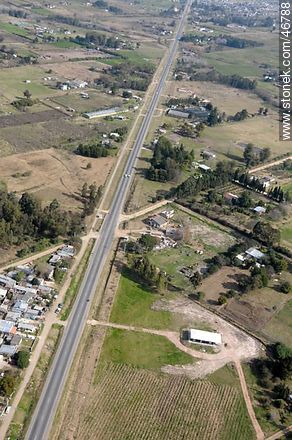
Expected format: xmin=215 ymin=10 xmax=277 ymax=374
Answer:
xmin=224 ymin=298 xmax=272 ymax=332
xmin=42 ymin=61 xmax=104 ymax=82
xmin=0 ymin=148 xmax=115 ymax=210
xmin=199 ymin=266 xmax=249 ymax=304
xmin=0 ymin=109 xmax=65 ymax=128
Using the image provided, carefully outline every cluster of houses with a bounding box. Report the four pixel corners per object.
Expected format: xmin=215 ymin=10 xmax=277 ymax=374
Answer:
xmin=0 ymin=245 xmax=75 ymax=364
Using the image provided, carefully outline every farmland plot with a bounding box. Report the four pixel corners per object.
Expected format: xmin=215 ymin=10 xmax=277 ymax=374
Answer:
xmin=75 ymin=363 xmax=255 ymax=440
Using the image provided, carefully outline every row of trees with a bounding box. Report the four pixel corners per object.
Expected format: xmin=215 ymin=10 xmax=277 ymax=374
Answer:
xmin=146 ymin=137 xmax=194 ymax=182
xmin=81 ymin=182 xmax=102 ymax=216
xmin=175 ymin=62 xmax=257 ymax=90
xmin=233 ymin=170 xmax=287 ymax=202
xmin=76 ymin=143 xmax=110 ymax=158
xmin=172 ymin=161 xmax=235 ymax=199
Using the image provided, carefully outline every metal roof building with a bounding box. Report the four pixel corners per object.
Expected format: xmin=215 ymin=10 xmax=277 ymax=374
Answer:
xmin=83 ymin=107 xmax=124 ymax=119
xmin=0 ymin=320 xmax=17 ymax=334
xmin=0 ymin=345 xmax=17 ymax=356
xmin=245 ymin=247 xmax=265 ymax=260
xmin=188 ymin=329 xmax=222 ymax=346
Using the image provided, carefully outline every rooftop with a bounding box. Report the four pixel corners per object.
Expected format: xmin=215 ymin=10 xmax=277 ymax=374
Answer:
xmin=189 ymin=329 xmax=222 ymax=345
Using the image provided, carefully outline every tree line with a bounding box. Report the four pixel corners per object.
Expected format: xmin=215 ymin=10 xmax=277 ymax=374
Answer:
xmin=233 ymin=170 xmax=287 ymax=202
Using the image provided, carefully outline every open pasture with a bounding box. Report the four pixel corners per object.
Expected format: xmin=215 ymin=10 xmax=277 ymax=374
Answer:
xmin=0 ymin=148 xmax=115 ymax=210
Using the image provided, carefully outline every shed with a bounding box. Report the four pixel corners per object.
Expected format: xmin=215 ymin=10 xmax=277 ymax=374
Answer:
xmin=188 ymin=329 xmax=222 ymax=346
xmin=245 ymin=247 xmax=265 ymax=260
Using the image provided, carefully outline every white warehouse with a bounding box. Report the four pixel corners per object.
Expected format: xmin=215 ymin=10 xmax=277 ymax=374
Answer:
xmin=187 ymin=329 xmax=222 ymax=346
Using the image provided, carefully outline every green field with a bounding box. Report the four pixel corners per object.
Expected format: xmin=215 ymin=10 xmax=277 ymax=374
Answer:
xmin=0 ymin=65 xmax=60 ymax=100
xmin=99 ymin=328 xmax=194 ymax=370
xmin=109 ymin=269 xmax=179 ymax=330
xmin=0 ymin=22 xmax=31 ymax=38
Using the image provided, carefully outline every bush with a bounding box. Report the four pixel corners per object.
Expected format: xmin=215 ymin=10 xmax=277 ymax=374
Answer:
xmin=218 ymin=295 xmax=227 ymax=305
xmin=280 ymin=281 xmax=291 ymax=294
xmin=15 ymin=350 xmax=30 ymax=369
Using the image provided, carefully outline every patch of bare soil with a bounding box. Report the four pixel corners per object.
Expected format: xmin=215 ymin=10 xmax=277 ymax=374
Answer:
xmin=0 ymin=109 xmax=65 ymax=128
xmin=224 ymin=298 xmax=272 ymax=332
xmin=0 ymin=148 xmax=115 ymax=210
xmin=199 ymin=266 xmax=250 ymax=304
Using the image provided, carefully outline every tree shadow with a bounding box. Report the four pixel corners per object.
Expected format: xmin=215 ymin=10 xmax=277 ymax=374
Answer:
xmin=121 ymin=267 xmax=156 ymax=294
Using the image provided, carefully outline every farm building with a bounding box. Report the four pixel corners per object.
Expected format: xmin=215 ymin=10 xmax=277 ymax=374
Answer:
xmin=245 ymin=247 xmax=265 ymax=260
xmin=148 ymin=215 xmax=168 ymax=229
xmin=186 ymin=329 xmax=222 ymax=346
xmin=83 ymin=107 xmax=124 ymax=119
xmin=258 ymin=176 xmax=275 ymax=188
xmin=167 ymin=109 xmax=190 ymax=119
xmin=198 ymin=164 xmax=211 ymax=172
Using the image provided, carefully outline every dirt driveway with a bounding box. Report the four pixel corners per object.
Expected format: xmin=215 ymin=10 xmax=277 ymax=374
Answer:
xmin=152 ymin=297 xmax=264 ymax=378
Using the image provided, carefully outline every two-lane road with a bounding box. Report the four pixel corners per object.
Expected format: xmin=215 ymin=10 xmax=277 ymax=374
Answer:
xmin=25 ymin=2 xmax=192 ymax=439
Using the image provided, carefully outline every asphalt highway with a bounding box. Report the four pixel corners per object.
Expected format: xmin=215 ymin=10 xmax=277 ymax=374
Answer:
xmin=25 ymin=2 xmax=191 ymax=439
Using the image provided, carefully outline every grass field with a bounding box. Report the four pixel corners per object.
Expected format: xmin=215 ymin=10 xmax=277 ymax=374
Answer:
xmin=263 ymin=300 xmax=292 ymax=348
xmin=109 ymin=269 xmax=180 ymax=330
xmin=0 ymin=22 xmax=31 ymax=39
xmin=0 ymin=65 xmax=59 ymax=101
xmin=0 ymin=149 xmax=114 ymax=210
xmin=79 ymin=363 xmax=256 ymax=440
xmin=98 ymin=328 xmax=193 ymax=370
xmin=201 ymin=115 xmax=291 ymax=158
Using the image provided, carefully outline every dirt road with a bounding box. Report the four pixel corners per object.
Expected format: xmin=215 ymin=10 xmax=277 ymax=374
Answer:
xmin=120 ymin=199 xmax=170 ymax=222
xmin=249 ymin=156 xmax=292 ymax=174
xmin=0 ymin=244 xmax=62 ymax=272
